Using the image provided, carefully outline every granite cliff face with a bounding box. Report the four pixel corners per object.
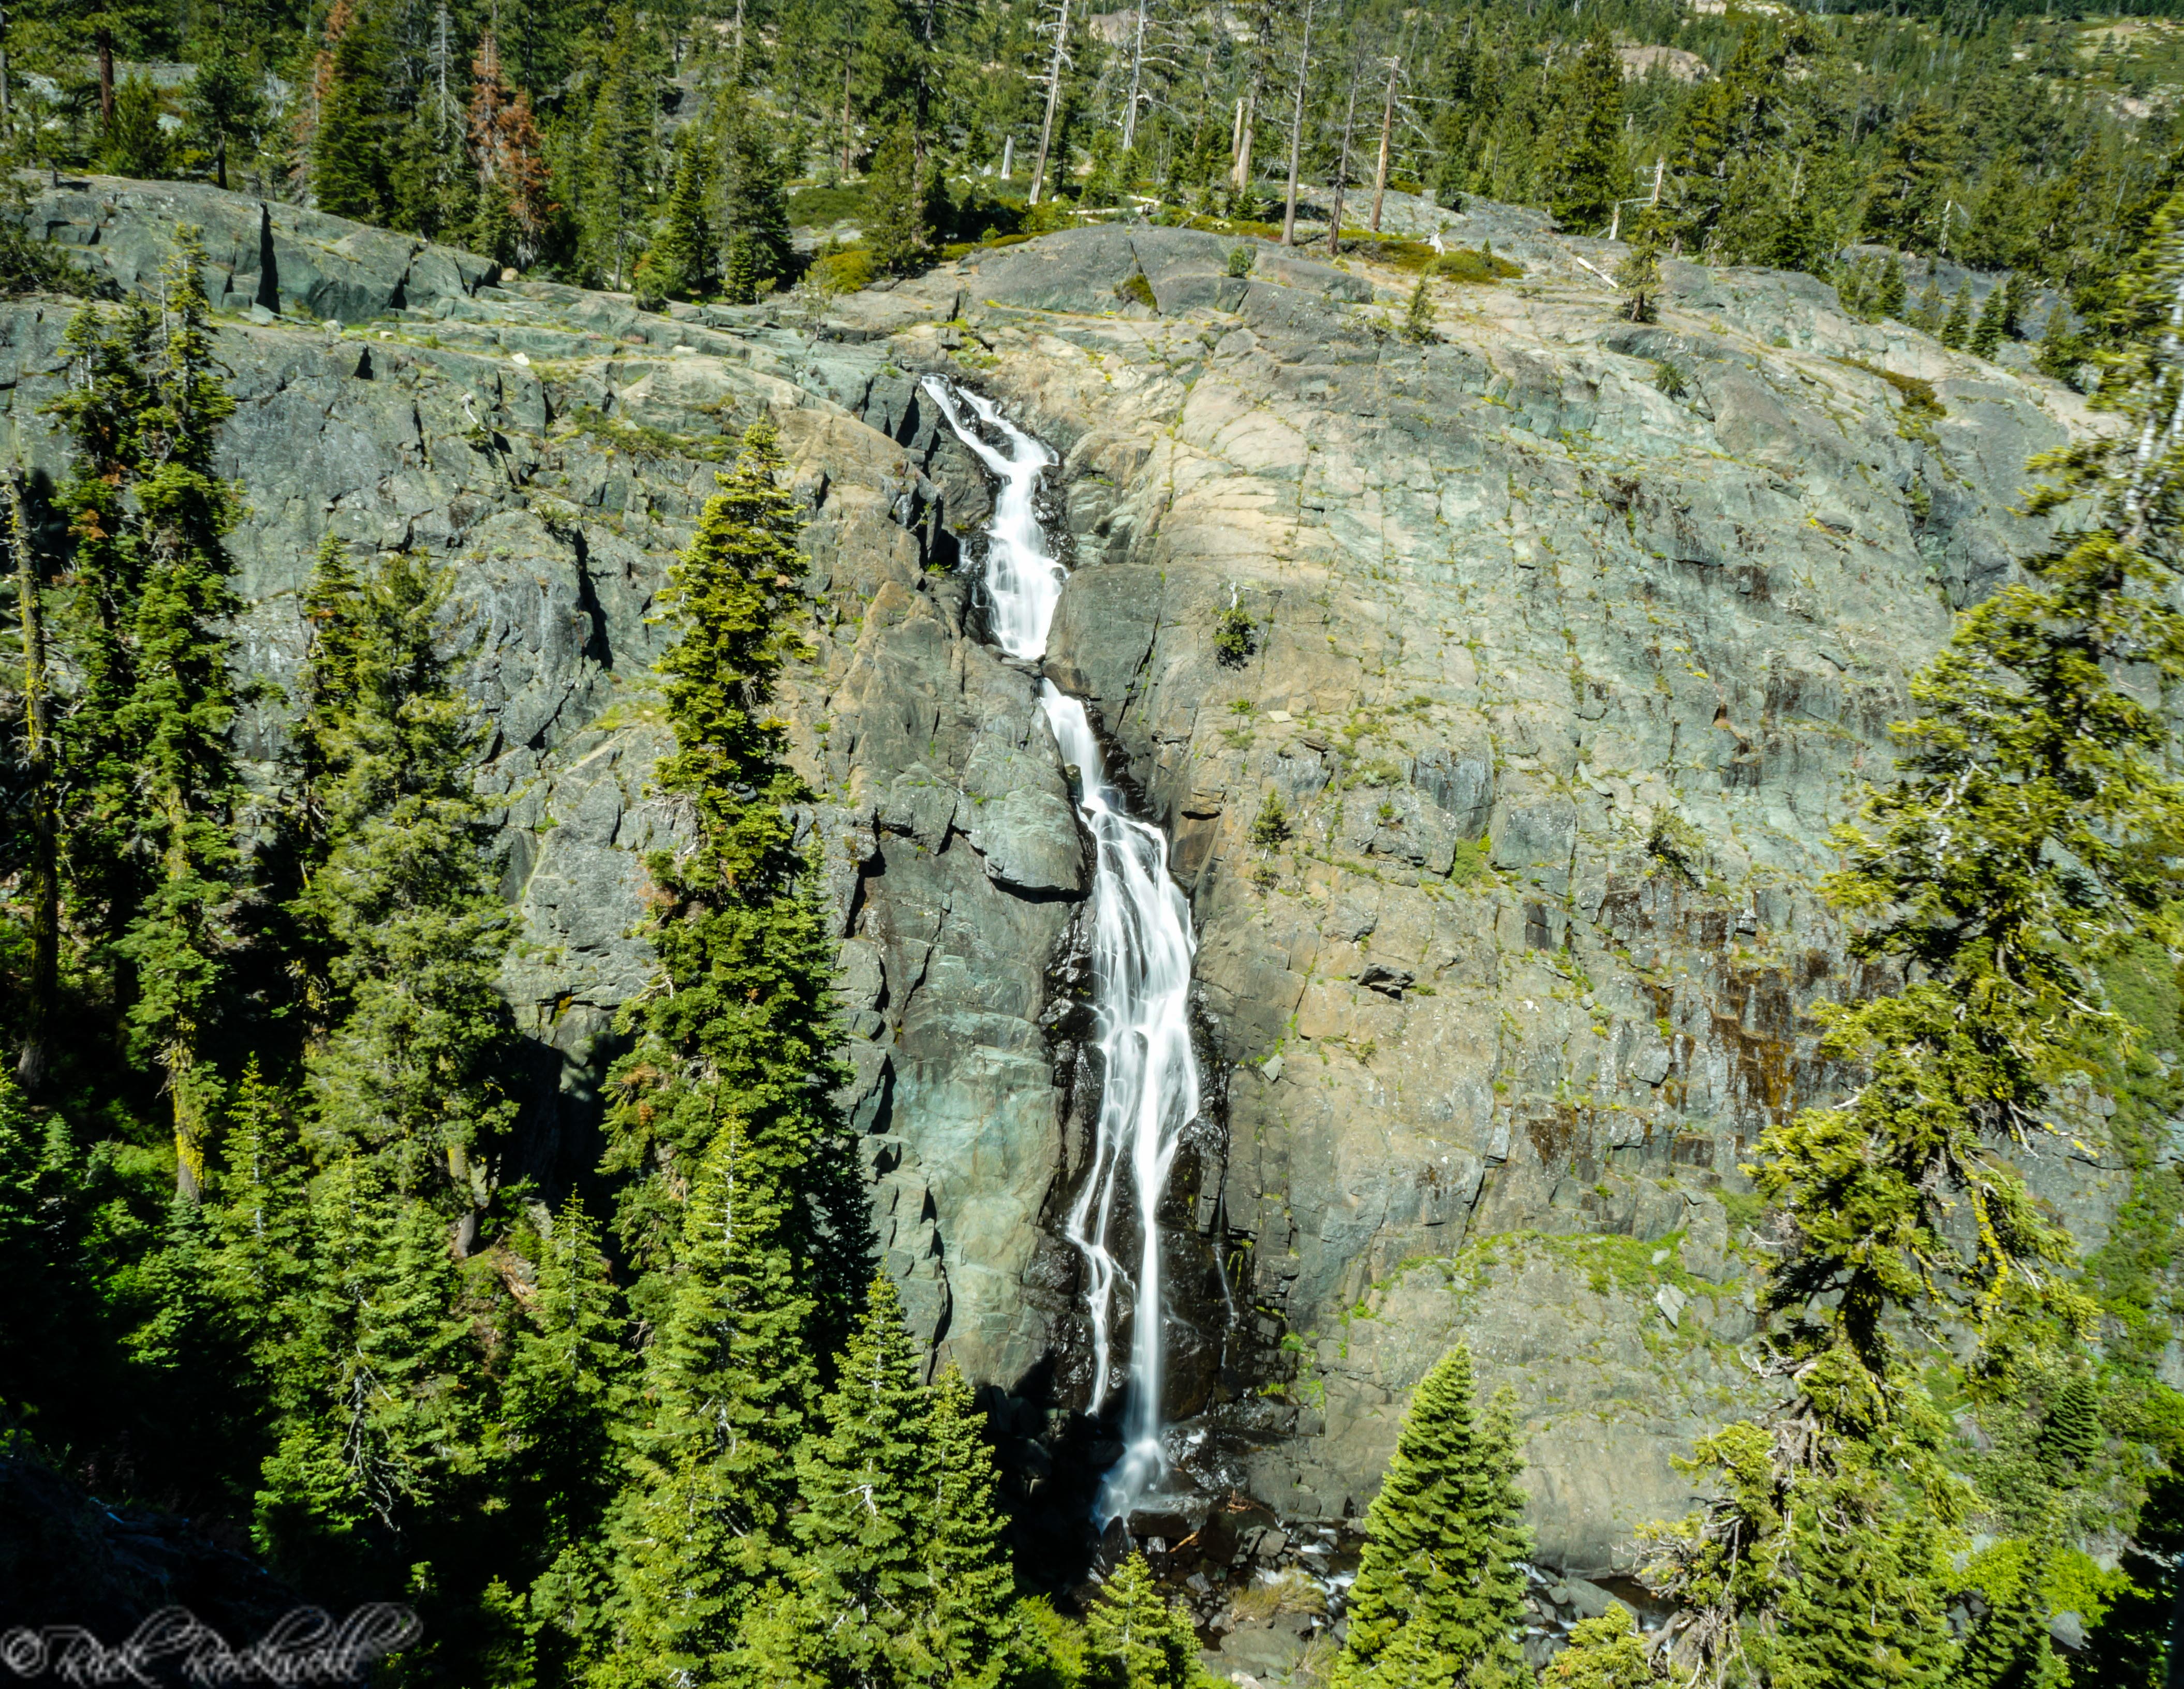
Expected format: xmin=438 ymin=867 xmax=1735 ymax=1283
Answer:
xmin=3 ymin=175 xmax=2118 ymax=1621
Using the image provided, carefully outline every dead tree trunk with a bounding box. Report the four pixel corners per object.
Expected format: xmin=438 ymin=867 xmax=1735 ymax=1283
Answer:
xmin=1369 ymin=54 xmax=1400 ymax=232
xmin=1326 ymin=62 xmax=1359 ymax=253
xmin=1279 ymin=0 xmax=1317 ymax=246
xmin=1029 ymin=0 xmax=1072 ymax=207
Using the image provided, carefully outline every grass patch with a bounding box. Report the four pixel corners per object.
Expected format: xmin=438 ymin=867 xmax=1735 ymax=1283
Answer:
xmin=1436 ymin=246 xmax=1524 ymax=283
xmin=1717 ymin=1188 xmax=1767 ymax=1234
xmin=1537 ymin=1228 xmax=1698 ymax=1297
xmin=1116 ymin=270 xmax=1157 ymax=309
xmin=788 ymin=183 xmax=868 ymax=226
xmin=1230 ymin=1569 xmax=1329 ymax=1624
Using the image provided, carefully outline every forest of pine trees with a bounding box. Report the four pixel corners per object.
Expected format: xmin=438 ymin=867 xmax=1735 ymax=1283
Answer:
xmin=2 ymin=0 xmax=2184 ymax=330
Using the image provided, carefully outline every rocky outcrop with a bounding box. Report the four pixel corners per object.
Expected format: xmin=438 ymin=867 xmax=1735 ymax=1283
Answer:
xmin=5 ymin=185 xmax=2116 ymax=1594
xmin=18 ymin=173 xmax=500 ymax=321
xmin=873 ymin=220 xmax=2100 ymax=1574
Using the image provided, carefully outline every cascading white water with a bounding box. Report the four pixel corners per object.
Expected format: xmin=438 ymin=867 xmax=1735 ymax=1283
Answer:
xmin=923 ymin=374 xmax=1202 ymax=1527
xmin=921 ymin=378 xmax=1065 ymax=661
xmin=1040 ymin=686 xmax=1202 ymax=1524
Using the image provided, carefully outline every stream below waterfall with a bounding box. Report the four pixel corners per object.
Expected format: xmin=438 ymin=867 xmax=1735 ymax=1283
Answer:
xmin=923 ymin=375 xmax=1204 ymax=1530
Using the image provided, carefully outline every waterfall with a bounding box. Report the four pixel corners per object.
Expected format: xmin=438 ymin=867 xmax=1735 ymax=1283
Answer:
xmin=923 ymin=375 xmax=1202 ymax=1527
xmin=920 ymin=379 xmax=1064 ymax=662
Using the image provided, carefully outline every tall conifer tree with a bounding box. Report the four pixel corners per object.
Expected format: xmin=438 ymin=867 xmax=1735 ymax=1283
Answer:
xmin=44 ymin=230 xmax=244 ymax=1197
xmin=598 ymin=420 xmax=864 ymax=1677
xmin=288 ymin=546 xmax=512 ymax=1209
xmin=311 ymin=0 xmax=391 ymax=221
xmin=581 ymin=6 xmax=657 ymax=290
xmin=1332 ymin=1343 xmax=1528 ymax=1688
xmin=1543 ymin=36 xmax=1625 ymax=234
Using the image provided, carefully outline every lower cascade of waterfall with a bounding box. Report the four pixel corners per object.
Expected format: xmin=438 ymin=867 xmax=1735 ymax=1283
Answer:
xmin=924 ymin=375 xmax=1203 ymax=1529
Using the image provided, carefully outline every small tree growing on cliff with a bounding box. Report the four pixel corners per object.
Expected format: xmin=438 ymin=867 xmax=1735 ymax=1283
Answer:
xmin=1616 ymin=229 xmax=1663 ymax=324
xmin=1399 ymin=272 xmax=1437 ymax=344
xmin=1332 ymin=1343 xmax=1528 ymax=1688
xmin=1941 ymin=280 xmax=1974 ymax=349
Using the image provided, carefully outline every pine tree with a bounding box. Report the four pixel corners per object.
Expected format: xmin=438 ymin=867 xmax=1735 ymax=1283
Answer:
xmin=1971 ymin=282 xmax=2007 ymax=360
xmin=865 ymin=118 xmax=938 ymax=276
xmin=1356 ymin=1614 xmax=1461 ymax=1689
xmin=389 ymin=86 xmax=474 ymax=244
xmin=720 ymin=101 xmax=793 ymax=302
xmin=1913 ymin=271 xmax=1946 ymax=334
xmin=505 ymin=1197 xmax=629 ymax=1677
xmin=925 ymin=1365 xmax=1021 ymax=1687
xmin=1399 ymin=272 xmax=1436 ymax=344
xmin=1954 ymin=1539 xmax=2068 ymax=1689
xmin=1546 ymin=1604 xmax=1653 ymax=1687
xmin=467 ymin=32 xmax=557 ymax=271
xmin=1083 ymin=1553 xmax=1200 ymax=1689
xmin=289 ymin=547 xmax=512 ymax=1207
xmin=1617 ymin=228 xmax=1663 ymax=324
xmin=766 ymin=1273 xmax=937 ymax=1682
xmin=1763 ymin=1487 xmax=1955 ymax=1689
xmin=44 ymin=293 xmax=156 ymax=981
xmin=206 ymin=1061 xmax=313 ymax=1402
xmin=1878 ymin=251 xmax=1908 ymax=319
xmin=102 ymin=229 xmax=243 ymax=1198
xmin=580 ymin=6 xmax=657 ymax=291
xmin=186 ymin=43 xmax=264 ymax=192
xmin=1332 ymin=1344 xmax=1528 ymax=1688
xmin=1543 ymin=36 xmax=1625 ymax=234
xmin=1942 ymin=282 xmax=1973 ymax=349
xmin=1866 ymin=102 xmax=1956 ymax=253
xmin=2035 ymin=305 xmax=2080 ymax=386
xmin=2039 ymin=1375 xmax=2100 ymax=1481
xmin=311 ymin=0 xmax=391 ymax=222
xmin=255 ymin=1152 xmax=480 ymax=1594
xmin=601 ymin=419 xmax=849 ymax=1298
xmin=1651 ymin=187 xmax=2184 ymax=1689
xmin=646 ymin=130 xmax=714 ymax=302
xmin=1999 ymin=272 xmax=2027 ymax=340
xmin=599 ymin=1117 xmax=818 ymax=1679
xmin=102 ymin=73 xmax=170 ymax=178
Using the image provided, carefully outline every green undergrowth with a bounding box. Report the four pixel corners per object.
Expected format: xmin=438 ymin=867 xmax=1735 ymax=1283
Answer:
xmin=1830 ymin=354 xmax=1946 ymax=417
xmin=786 ymin=183 xmax=869 ymax=226
xmin=1436 ymin=247 xmax=1525 ymax=283
xmin=562 ymin=405 xmax=728 ymax=463
xmin=2079 ymin=937 xmax=2184 ymax=1389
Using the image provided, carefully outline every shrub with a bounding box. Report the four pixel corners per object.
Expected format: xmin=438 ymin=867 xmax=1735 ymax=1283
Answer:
xmin=1227 ymin=245 xmax=1255 ymax=278
xmin=786 ymin=183 xmax=870 ymax=226
xmin=810 ymin=246 xmax=877 ymax=295
xmin=1250 ymin=789 xmax=1292 ymax=850
xmin=1652 ymin=359 xmax=1688 ymax=398
xmin=1116 ymin=271 xmax=1157 ymax=310
xmin=1215 ymin=604 xmax=1257 ymax=665
xmin=1830 ymin=355 xmax=1945 ymax=418
xmin=1399 ymin=273 xmax=1437 ymax=344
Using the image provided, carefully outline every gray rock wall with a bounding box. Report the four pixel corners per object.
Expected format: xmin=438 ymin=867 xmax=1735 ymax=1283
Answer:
xmin=877 ymin=221 xmax=2102 ymax=1571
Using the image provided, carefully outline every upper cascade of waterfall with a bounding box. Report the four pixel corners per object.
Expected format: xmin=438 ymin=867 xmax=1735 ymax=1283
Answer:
xmin=926 ymin=374 xmax=1204 ymax=1532
xmin=921 ymin=376 xmax=1064 ymax=660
